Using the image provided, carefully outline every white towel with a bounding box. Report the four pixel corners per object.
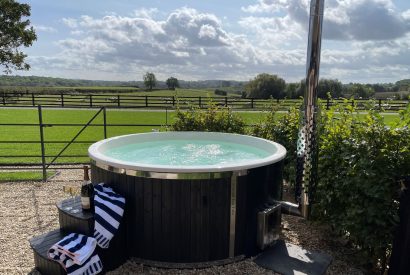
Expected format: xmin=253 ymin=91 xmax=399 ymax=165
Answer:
xmin=48 ymin=233 xmax=102 ymax=275
xmin=93 ymin=183 xmax=126 ymax=248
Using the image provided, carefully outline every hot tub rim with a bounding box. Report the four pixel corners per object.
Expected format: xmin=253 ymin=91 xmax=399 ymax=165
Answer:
xmin=88 ymin=131 xmax=286 ymax=174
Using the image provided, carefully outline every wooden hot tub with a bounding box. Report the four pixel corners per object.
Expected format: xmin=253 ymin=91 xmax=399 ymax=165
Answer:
xmin=89 ymin=132 xmax=286 ymax=264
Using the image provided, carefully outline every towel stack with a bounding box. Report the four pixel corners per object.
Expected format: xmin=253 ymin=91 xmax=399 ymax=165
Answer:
xmin=47 ymin=183 xmax=125 ymax=275
xmin=48 ymin=233 xmax=102 ymax=275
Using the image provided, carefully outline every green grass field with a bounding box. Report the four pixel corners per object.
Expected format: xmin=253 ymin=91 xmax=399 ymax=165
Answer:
xmin=0 ymin=171 xmax=54 ymax=182
xmin=0 ymin=108 xmax=402 ymax=165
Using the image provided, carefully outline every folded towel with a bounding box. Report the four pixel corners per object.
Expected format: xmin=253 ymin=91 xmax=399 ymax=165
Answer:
xmin=48 ymin=233 xmax=102 ymax=275
xmin=54 ymin=233 xmax=97 ymax=265
xmin=93 ymin=183 xmax=126 ymax=248
xmin=49 ymin=248 xmax=102 ymax=275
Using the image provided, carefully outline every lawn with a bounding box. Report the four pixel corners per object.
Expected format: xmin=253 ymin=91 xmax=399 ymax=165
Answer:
xmin=0 ymin=171 xmax=54 ymax=182
xmin=0 ymin=107 xmax=401 ymax=165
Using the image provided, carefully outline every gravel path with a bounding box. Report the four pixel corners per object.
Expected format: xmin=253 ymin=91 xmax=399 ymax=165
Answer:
xmin=0 ymin=168 xmax=364 ymax=275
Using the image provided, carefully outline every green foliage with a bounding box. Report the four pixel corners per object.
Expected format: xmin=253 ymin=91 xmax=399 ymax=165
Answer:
xmin=214 ymin=89 xmax=227 ymax=96
xmin=143 ymin=72 xmax=157 ymax=91
xmin=171 ymin=100 xmax=246 ymax=134
xmin=0 ymin=0 xmax=37 ymax=73
xmin=317 ymin=79 xmax=343 ymax=98
xmin=347 ymin=83 xmax=376 ymax=98
xmin=166 ymin=77 xmax=179 ymax=90
xmin=252 ymin=103 xmax=301 ymax=186
xmin=245 ymin=73 xmax=286 ymax=99
xmin=314 ymin=101 xmax=410 ymax=271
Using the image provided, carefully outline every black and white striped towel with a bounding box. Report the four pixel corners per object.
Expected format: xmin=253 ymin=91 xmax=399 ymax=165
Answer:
xmin=93 ymin=183 xmax=126 ymax=248
xmin=48 ymin=233 xmax=102 ymax=275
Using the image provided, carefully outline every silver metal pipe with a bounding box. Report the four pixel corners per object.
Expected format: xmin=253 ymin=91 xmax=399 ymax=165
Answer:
xmin=296 ymin=0 xmax=325 ymax=219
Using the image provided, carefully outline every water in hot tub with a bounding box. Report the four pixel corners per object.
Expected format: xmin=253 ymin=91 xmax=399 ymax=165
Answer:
xmin=104 ymin=139 xmax=272 ymax=166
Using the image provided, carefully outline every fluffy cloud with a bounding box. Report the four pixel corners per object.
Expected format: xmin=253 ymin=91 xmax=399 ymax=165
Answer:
xmin=241 ymin=0 xmax=410 ymax=41
xmin=27 ymin=4 xmax=410 ymax=83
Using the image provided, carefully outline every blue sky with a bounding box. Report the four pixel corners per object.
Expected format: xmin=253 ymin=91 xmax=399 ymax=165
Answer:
xmin=13 ymin=0 xmax=410 ymax=83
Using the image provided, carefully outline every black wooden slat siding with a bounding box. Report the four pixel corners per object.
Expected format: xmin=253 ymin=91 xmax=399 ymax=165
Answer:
xmin=90 ymin=160 xmax=284 ymax=263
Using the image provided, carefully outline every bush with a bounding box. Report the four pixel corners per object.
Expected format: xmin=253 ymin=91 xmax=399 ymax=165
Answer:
xmin=171 ymin=100 xmax=246 ymax=134
xmin=214 ymin=89 xmax=227 ymax=96
xmin=253 ymin=99 xmax=410 ymax=272
xmin=252 ymin=104 xmax=300 ymax=187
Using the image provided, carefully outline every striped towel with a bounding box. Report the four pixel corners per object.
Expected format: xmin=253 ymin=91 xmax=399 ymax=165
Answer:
xmin=48 ymin=233 xmax=102 ymax=275
xmin=93 ymin=183 xmax=126 ymax=248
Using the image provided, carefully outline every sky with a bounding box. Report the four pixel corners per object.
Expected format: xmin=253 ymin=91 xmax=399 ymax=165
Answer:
xmin=12 ymin=0 xmax=410 ymax=83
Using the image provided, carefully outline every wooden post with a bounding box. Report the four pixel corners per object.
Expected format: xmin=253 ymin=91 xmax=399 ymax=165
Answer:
xmin=225 ymin=96 xmax=228 ymax=107
xmin=172 ymin=96 xmax=175 ymax=106
xmin=61 ymin=94 xmax=64 ymax=107
xmin=145 ymin=96 xmax=148 ymax=107
xmin=379 ymin=99 xmax=382 ymax=109
xmin=251 ymin=98 xmax=254 ymax=109
xmin=38 ymin=105 xmax=47 ymax=181
xmin=103 ymin=107 xmax=107 ymax=139
xmin=199 ymin=96 xmax=202 ymax=108
xmin=117 ymin=95 xmax=121 ymax=107
xmin=389 ymin=177 xmax=410 ymax=274
xmin=326 ymin=98 xmax=330 ymax=110
xmin=89 ymin=95 xmax=93 ymax=108
xmin=2 ymin=93 xmax=5 ymax=105
xmin=32 ymin=93 xmax=35 ymax=106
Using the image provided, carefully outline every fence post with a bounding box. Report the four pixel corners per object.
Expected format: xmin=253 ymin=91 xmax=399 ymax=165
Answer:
xmin=38 ymin=105 xmax=47 ymax=181
xmin=251 ymin=98 xmax=254 ymax=109
xmin=199 ymin=96 xmax=202 ymax=108
xmin=277 ymin=98 xmax=280 ymax=104
xmin=103 ymin=107 xmax=107 ymax=139
xmin=32 ymin=93 xmax=35 ymax=106
xmin=2 ymin=93 xmax=5 ymax=105
xmin=389 ymin=177 xmax=410 ymax=275
xmin=172 ymin=96 xmax=175 ymax=106
xmin=61 ymin=94 xmax=64 ymax=107
xmin=145 ymin=96 xmax=148 ymax=107
xmin=89 ymin=95 xmax=93 ymax=108
xmin=165 ymin=107 xmax=168 ymax=127
xmin=225 ymin=96 xmax=228 ymax=107
xmin=351 ymin=99 xmax=354 ymax=107
xmin=379 ymin=99 xmax=382 ymax=109
xmin=117 ymin=95 xmax=121 ymax=107
xmin=326 ymin=98 xmax=330 ymax=110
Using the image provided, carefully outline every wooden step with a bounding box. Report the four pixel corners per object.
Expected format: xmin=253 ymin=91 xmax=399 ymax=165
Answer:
xmin=29 ymin=229 xmax=66 ymax=275
xmin=57 ymin=197 xmax=94 ymax=236
xmin=57 ymin=196 xmax=128 ymax=271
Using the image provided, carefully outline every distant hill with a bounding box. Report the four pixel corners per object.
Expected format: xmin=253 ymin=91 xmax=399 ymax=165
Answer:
xmin=0 ymin=75 xmax=246 ymax=89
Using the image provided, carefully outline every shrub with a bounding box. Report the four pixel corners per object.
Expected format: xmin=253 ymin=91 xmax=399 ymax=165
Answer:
xmin=252 ymin=104 xmax=300 ymax=187
xmin=171 ymin=100 xmax=246 ymax=134
xmin=253 ymin=99 xmax=410 ymax=272
xmin=214 ymin=89 xmax=227 ymax=96
xmin=314 ymin=101 xmax=410 ymax=272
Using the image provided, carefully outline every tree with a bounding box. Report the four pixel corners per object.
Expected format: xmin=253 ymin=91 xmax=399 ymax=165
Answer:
xmin=245 ymin=73 xmax=286 ymax=99
xmin=143 ymin=72 xmax=156 ymax=91
xmin=0 ymin=0 xmax=37 ymax=73
xmin=166 ymin=77 xmax=179 ymax=90
xmin=317 ymin=79 xmax=343 ymax=98
xmin=347 ymin=83 xmax=375 ymax=99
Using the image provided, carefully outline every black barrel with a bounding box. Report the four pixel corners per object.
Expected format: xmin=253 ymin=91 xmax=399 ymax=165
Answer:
xmin=91 ymin=160 xmax=283 ymax=263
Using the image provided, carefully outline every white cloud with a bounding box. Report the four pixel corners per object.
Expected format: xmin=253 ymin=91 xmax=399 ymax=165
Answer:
xmin=62 ymin=18 xmax=78 ymax=28
xmin=33 ymin=25 xmax=57 ymax=33
xmin=27 ymin=4 xmax=410 ymax=83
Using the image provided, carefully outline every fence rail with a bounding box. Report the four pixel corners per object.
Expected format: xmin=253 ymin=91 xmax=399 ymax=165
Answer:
xmin=1 ymin=92 xmax=409 ymax=111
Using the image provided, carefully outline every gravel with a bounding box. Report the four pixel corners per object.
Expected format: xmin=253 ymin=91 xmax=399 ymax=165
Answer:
xmin=0 ymin=168 xmax=364 ymax=275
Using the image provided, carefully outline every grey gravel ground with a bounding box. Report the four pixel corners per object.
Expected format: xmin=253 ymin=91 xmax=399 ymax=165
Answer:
xmin=0 ymin=168 xmax=364 ymax=274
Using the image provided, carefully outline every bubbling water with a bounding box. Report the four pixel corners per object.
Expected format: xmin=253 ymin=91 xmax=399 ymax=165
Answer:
xmin=104 ymin=139 xmax=271 ymax=166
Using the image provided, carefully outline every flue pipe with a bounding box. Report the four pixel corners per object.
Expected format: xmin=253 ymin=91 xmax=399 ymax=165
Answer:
xmin=296 ymin=0 xmax=325 ymax=219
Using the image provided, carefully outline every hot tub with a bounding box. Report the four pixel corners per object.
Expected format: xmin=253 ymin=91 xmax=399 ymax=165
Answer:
xmin=89 ymin=132 xmax=286 ymax=264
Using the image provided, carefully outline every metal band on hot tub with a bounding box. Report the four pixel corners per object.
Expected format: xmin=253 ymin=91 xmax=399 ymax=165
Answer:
xmin=91 ymin=159 xmax=248 ymax=180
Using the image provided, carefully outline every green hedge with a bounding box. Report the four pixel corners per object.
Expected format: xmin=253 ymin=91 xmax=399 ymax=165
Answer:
xmin=171 ymin=100 xmax=410 ymax=272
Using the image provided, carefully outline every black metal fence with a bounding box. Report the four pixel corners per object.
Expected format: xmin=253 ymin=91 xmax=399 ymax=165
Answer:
xmin=0 ymin=106 xmax=170 ymax=181
xmin=1 ymin=92 xmax=409 ymax=111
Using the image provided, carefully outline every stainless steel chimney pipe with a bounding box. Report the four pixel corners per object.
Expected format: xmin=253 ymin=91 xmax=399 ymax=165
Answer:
xmin=296 ymin=0 xmax=325 ymax=219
